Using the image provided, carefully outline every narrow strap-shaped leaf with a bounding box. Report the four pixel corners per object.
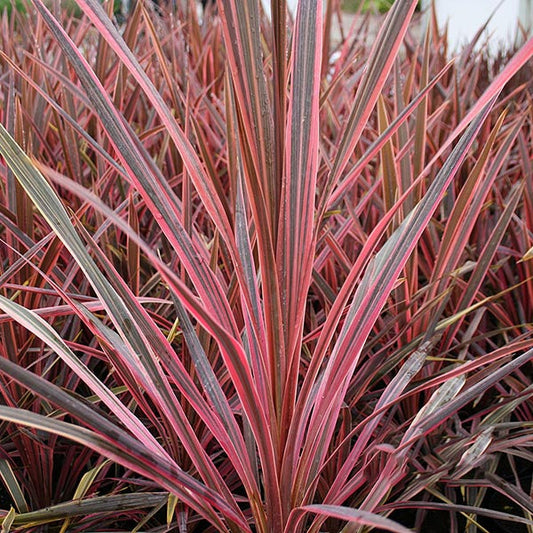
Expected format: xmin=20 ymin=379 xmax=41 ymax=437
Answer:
xmin=377 ymin=95 xmax=398 ymax=225
xmin=5 ymin=493 xmax=166 ymax=527
xmin=285 ymin=504 xmax=413 ymax=533
xmin=412 ymin=23 xmax=431 ymax=185
xmin=394 ymin=62 xmax=415 ymax=218
xmin=226 ymin=73 xmax=270 ymax=408
xmin=126 ymin=193 xmax=140 ymax=294
xmin=218 ymin=0 xmax=276 ymax=230
xmin=270 ymin=0 xmax=287 ymax=235
xmin=230 ymin=91 xmax=281 ymax=532
xmin=235 ymin=166 xmax=272 ymax=412
xmin=0 ymin=460 xmax=28 ymax=514
xmin=278 ymin=0 xmax=323 ymax=428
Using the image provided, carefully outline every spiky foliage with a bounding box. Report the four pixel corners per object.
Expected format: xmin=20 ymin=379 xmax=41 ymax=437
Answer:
xmin=0 ymin=1 xmax=532 ymax=531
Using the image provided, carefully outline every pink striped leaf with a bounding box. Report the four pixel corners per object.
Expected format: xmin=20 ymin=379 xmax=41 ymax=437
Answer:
xmin=285 ymin=504 xmax=413 ymax=533
xmin=278 ymin=0 xmax=323 ymax=422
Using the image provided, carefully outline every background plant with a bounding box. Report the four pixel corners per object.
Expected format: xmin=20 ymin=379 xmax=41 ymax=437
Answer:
xmin=0 ymin=0 xmax=532 ymax=531
xmin=342 ymin=0 xmax=395 ymax=13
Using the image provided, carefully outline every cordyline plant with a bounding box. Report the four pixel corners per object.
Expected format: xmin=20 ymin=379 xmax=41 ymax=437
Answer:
xmin=0 ymin=0 xmax=532 ymax=531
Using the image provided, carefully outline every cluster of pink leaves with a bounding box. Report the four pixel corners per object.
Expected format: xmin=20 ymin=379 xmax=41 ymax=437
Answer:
xmin=0 ymin=0 xmax=532 ymax=531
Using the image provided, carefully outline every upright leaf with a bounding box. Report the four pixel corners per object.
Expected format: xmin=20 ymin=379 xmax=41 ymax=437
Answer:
xmin=278 ymin=0 xmax=323 ymax=428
